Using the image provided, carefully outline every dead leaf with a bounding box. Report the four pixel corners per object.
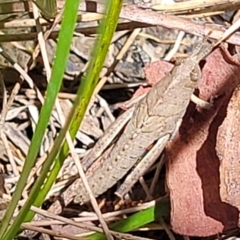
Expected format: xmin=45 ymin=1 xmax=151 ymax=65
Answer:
xmin=217 ymin=84 xmax=240 ymax=213
xmin=166 ymin=47 xmax=240 ymax=236
xmin=144 ymin=60 xmax=173 ymax=86
xmin=124 ymin=60 xmax=173 ymax=105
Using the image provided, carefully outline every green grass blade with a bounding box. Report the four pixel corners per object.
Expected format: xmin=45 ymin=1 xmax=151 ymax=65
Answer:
xmin=22 ymin=0 xmax=123 ymax=226
xmin=12 ymin=107 xmax=78 ymax=236
xmin=69 ymin=0 xmax=124 ymax=137
xmin=89 ymin=199 xmax=170 ymax=240
xmin=0 ymin=0 xmax=80 ymax=238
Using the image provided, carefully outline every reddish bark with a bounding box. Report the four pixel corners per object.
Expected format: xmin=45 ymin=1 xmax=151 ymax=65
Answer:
xmin=144 ymin=48 xmax=240 ymax=236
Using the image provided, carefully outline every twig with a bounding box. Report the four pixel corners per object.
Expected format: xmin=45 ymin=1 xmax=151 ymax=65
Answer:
xmin=78 ymin=2 xmax=240 ymax=46
xmin=0 ymin=73 xmax=19 ymax=177
xmin=149 ymin=153 xmax=165 ymax=197
xmin=159 ymin=218 xmax=176 ymax=240
xmin=66 ymin=132 xmax=113 ymax=240
xmin=2 ymin=0 xmax=240 ymax=17
xmin=164 ymin=31 xmax=185 ymax=61
xmin=3 ymin=1 xmax=240 ymax=46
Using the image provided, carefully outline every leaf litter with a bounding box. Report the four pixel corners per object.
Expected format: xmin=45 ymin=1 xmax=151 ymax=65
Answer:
xmin=1 ymin=0 xmax=240 ymax=239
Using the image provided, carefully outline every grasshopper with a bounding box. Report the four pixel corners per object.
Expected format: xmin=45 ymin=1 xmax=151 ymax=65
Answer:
xmin=46 ymin=40 xmax=214 ymax=215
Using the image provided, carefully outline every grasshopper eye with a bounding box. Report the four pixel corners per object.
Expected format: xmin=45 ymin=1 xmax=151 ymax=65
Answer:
xmin=190 ymin=67 xmax=199 ymax=82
